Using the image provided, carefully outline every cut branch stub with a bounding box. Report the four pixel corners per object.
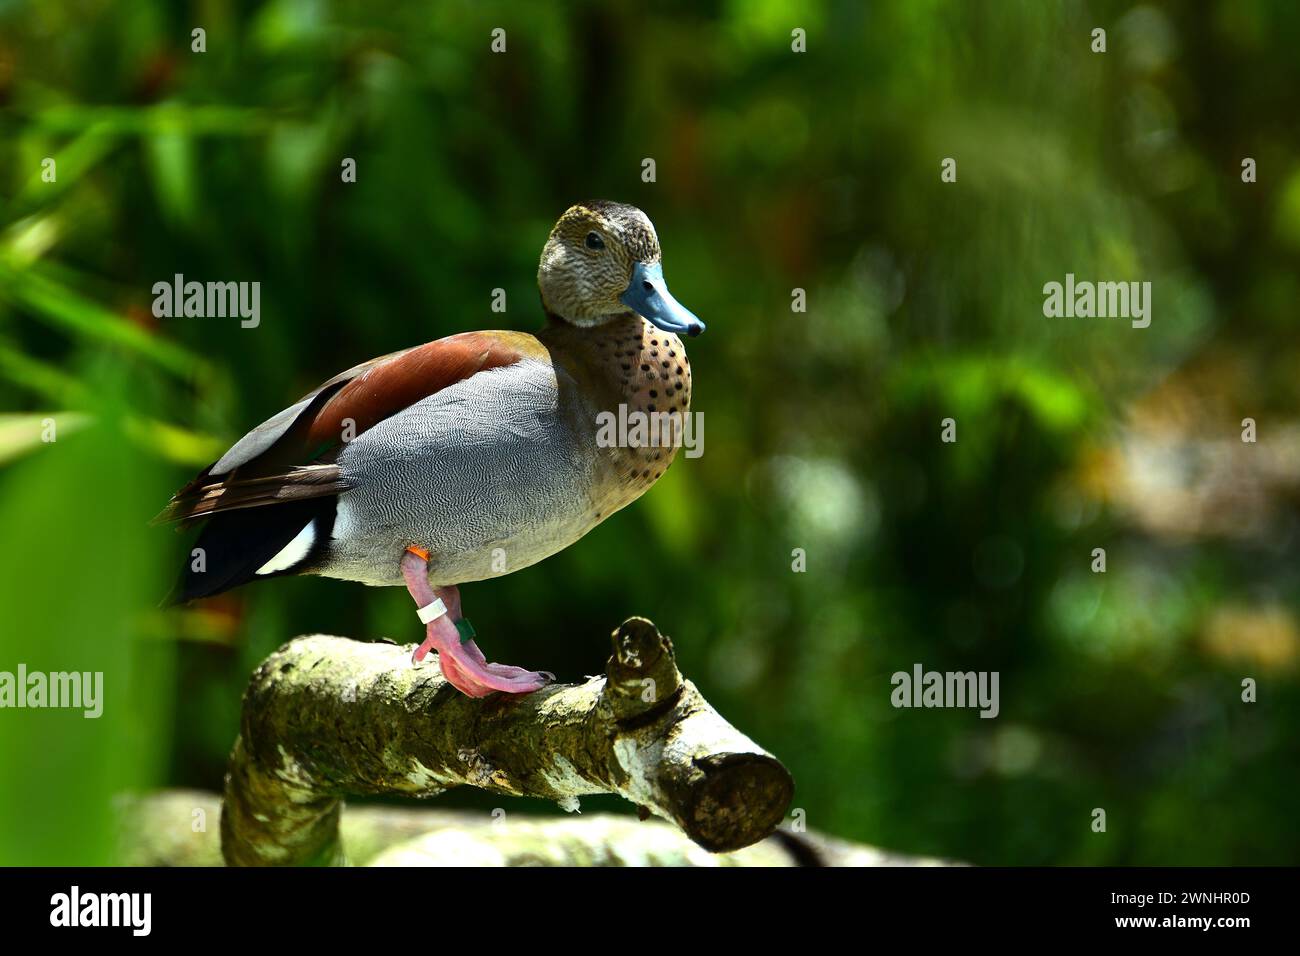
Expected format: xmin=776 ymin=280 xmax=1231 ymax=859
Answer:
xmin=222 ymin=618 xmax=794 ymax=865
xmin=604 ymin=616 xmax=681 ymax=720
xmin=600 ymin=617 xmax=794 ymax=852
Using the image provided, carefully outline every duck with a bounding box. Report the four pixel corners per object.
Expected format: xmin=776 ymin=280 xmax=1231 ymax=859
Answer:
xmin=159 ymin=201 xmax=704 ymax=698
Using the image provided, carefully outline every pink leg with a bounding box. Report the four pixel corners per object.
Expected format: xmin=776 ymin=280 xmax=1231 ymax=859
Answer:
xmin=400 ymin=549 xmax=551 ymax=697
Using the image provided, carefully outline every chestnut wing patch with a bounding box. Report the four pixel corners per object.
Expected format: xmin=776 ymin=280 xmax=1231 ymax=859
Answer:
xmin=303 ymin=333 xmax=525 ymax=453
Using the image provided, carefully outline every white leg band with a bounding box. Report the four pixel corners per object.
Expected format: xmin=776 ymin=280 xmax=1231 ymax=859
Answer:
xmin=417 ymin=598 xmax=448 ymax=624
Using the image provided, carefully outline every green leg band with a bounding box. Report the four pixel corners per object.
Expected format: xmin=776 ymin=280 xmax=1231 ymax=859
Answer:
xmin=455 ymin=618 xmax=476 ymax=644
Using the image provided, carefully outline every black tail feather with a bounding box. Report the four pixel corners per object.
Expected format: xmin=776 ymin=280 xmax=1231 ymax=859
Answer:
xmin=165 ymin=497 xmax=335 ymax=605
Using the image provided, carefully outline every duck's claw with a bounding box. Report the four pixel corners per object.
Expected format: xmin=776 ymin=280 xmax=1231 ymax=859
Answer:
xmin=432 ymin=626 xmax=551 ymax=695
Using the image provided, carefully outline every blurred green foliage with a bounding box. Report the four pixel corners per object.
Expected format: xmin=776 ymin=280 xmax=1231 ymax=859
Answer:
xmin=1 ymin=0 xmax=1298 ymax=865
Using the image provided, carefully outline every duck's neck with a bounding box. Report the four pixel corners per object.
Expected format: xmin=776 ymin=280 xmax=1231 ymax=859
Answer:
xmin=542 ymin=313 xmax=694 ymax=500
xmin=541 ymin=314 xmax=692 ymax=417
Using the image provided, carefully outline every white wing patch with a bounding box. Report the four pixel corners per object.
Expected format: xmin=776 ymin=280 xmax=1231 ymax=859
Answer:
xmin=256 ymin=519 xmax=317 ymax=575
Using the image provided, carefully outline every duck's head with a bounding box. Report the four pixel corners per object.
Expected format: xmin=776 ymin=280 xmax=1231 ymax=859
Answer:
xmin=538 ymin=201 xmax=705 ymax=338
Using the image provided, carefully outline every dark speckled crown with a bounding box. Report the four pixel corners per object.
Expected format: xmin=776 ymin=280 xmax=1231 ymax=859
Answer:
xmin=577 ymin=200 xmax=661 ymax=262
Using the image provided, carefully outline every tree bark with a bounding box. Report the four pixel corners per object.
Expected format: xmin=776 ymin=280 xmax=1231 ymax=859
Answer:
xmin=222 ymin=617 xmax=796 ymax=865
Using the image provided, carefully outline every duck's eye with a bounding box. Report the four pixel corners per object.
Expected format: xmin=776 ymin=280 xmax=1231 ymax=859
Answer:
xmin=585 ymin=232 xmax=605 ymax=251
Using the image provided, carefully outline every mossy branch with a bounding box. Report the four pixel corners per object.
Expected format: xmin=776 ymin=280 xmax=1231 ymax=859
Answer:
xmin=221 ymin=617 xmax=794 ymax=866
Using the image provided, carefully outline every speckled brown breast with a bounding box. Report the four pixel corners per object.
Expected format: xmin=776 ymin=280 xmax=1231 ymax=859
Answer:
xmin=545 ymin=314 xmax=693 ymax=518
